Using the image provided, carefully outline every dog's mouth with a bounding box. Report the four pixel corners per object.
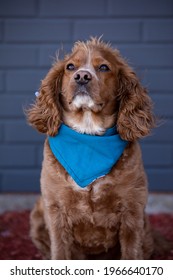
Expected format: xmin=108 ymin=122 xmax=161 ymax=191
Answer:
xmin=74 ymin=85 xmax=90 ymax=97
xmin=67 ymin=85 xmax=104 ymax=111
xmin=71 ymin=96 xmax=104 ymax=112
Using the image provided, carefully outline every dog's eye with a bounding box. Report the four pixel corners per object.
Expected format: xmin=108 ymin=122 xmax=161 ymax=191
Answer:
xmin=99 ymin=64 xmax=110 ymax=72
xmin=66 ymin=63 xmax=75 ymax=71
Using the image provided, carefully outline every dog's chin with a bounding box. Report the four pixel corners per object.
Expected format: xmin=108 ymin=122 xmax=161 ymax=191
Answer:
xmin=72 ymin=93 xmax=94 ymax=109
xmin=69 ymin=87 xmax=104 ymax=112
xmin=71 ymin=94 xmax=104 ymax=112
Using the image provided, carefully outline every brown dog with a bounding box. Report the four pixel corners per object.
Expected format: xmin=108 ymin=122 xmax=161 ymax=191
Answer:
xmin=27 ymin=38 xmax=155 ymax=259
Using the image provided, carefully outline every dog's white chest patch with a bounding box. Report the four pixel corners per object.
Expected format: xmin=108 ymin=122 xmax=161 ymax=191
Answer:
xmin=72 ymin=110 xmax=104 ymax=135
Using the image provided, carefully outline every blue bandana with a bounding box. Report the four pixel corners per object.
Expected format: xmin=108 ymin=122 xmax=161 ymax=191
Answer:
xmin=48 ymin=124 xmax=128 ymax=188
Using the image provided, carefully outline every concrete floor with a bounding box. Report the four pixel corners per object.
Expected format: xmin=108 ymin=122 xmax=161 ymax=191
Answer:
xmin=0 ymin=193 xmax=173 ymax=214
xmin=146 ymin=193 xmax=173 ymax=213
xmin=0 ymin=194 xmax=39 ymax=214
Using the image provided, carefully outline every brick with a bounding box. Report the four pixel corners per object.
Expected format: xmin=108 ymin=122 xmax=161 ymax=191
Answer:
xmin=119 ymin=45 xmax=173 ymax=67
xmin=39 ymin=44 xmax=72 ymax=66
xmin=147 ymin=169 xmax=173 ymax=192
xmin=1 ymin=170 xmax=40 ymax=192
xmin=153 ymin=121 xmax=173 ymax=142
xmin=0 ymin=144 xmax=36 ymax=167
xmin=108 ymin=0 xmax=173 ymax=16
xmin=0 ymin=71 xmax=3 ymax=91
xmin=0 ymin=21 xmax=3 ymax=41
xmin=152 ymin=94 xmax=173 ymax=118
xmin=6 ymin=70 xmax=47 ymax=91
xmin=0 ymin=0 xmax=36 ymax=16
xmin=40 ymin=0 xmax=105 ymax=16
xmin=74 ymin=20 xmax=141 ymax=42
xmin=0 ymin=124 xmax=3 ymax=142
xmin=5 ymin=20 xmax=71 ymax=42
xmin=37 ymin=146 xmax=43 ymax=167
xmin=5 ymin=121 xmax=45 ymax=143
xmin=0 ymin=46 xmax=37 ymax=67
xmin=143 ymin=70 xmax=173 ymax=92
xmin=143 ymin=120 xmax=173 ymax=143
xmin=141 ymin=144 xmax=173 ymax=166
xmin=0 ymin=95 xmax=34 ymax=117
xmin=39 ymin=46 xmax=58 ymax=67
xmin=143 ymin=20 xmax=173 ymax=42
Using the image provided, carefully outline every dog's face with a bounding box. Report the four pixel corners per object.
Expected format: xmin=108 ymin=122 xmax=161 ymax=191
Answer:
xmin=61 ymin=45 xmax=119 ymax=115
xmin=27 ymin=38 xmax=154 ymax=140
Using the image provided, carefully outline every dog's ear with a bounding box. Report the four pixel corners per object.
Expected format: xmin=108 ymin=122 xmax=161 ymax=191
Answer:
xmin=116 ymin=65 xmax=155 ymax=141
xmin=27 ymin=61 xmax=64 ymax=136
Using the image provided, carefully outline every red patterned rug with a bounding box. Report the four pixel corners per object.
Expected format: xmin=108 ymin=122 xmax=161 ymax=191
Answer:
xmin=0 ymin=210 xmax=173 ymax=260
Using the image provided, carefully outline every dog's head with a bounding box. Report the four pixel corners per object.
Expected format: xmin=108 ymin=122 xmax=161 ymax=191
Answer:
xmin=27 ymin=38 xmax=155 ymax=140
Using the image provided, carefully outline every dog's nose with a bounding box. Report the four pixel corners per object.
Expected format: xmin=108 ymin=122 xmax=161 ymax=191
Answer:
xmin=74 ymin=70 xmax=92 ymax=85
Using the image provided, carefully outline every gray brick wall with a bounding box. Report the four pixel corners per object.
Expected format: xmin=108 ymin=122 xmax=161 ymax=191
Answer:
xmin=0 ymin=0 xmax=173 ymax=193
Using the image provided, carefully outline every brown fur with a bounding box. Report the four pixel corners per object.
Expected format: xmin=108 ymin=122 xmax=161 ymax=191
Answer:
xmin=27 ymin=38 xmax=155 ymax=259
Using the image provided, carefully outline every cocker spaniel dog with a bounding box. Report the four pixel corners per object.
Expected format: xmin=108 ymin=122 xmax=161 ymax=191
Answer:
xmin=27 ymin=38 xmax=155 ymax=260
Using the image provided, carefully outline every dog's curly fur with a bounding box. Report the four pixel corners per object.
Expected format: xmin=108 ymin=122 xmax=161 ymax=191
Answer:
xmin=27 ymin=38 xmax=155 ymax=259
